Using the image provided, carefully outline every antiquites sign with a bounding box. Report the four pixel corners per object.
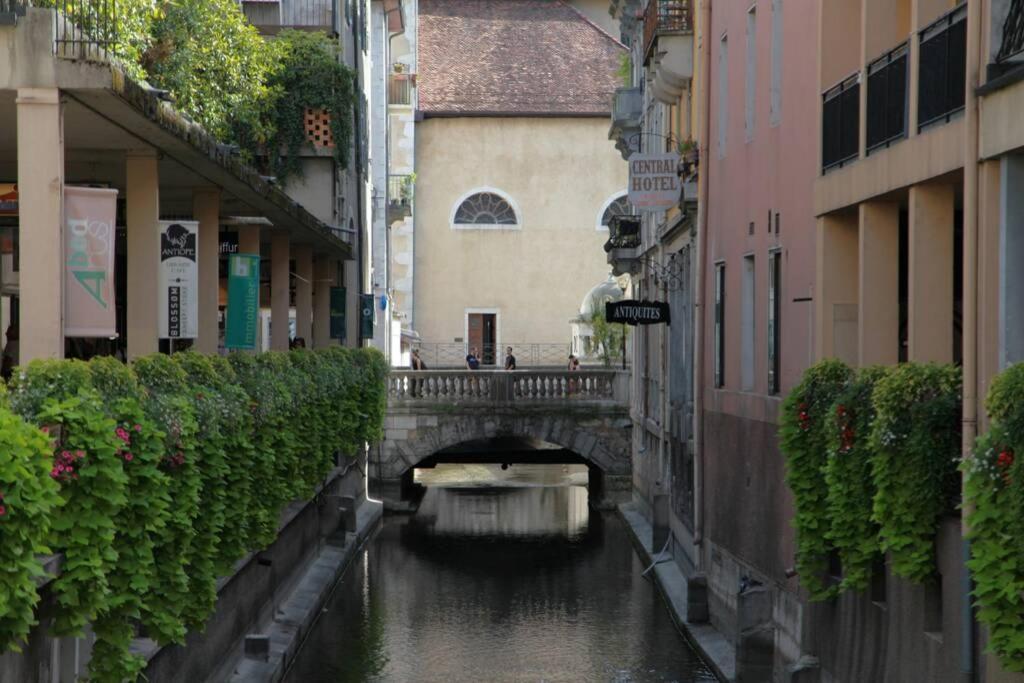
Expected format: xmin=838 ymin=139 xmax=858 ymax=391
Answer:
xmin=158 ymin=221 xmax=199 ymax=339
xmin=627 ymin=152 xmax=681 ymax=211
xmin=606 ymin=300 xmax=671 ymax=326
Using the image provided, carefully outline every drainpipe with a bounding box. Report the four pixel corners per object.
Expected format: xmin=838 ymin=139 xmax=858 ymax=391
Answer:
xmin=960 ymin=0 xmax=982 ymax=681
xmin=692 ymin=0 xmax=712 ymax=557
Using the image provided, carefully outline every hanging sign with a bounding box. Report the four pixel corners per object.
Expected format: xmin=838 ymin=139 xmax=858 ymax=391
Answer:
xmin=64 ymin=186 xmax=118 ymax=337
xmin=628 ymin=152 xmax=681 ymax=211
xmin=225 ymin=253 xmax=260 ymax=350
xmin=158 ymin=221 xmax=199 ymax=339
xmin=606 ymin=299 xmax=671 ymax=326
xmin=360 ymin=293 xmax=375 ymax=340
xmin=330 ymin=286 xmax=346 ymax=340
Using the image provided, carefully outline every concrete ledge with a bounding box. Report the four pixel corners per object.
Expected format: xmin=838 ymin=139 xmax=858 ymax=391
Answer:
xmin=618 ymin=503 xmax=736 ymax=683
xmin=225 ymin=500 xmax=383 ymax=683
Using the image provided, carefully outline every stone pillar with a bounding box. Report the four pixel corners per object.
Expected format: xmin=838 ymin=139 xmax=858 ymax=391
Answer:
xmin=194 ymin=188 xmax=221 ymax=354
xmin=313 ymin=255 xmax=333 ymax=349
xmin=126 ymin=150 xmax=161 ymax=360
xmin=814 ymin=213 xmax=859 ymax=363
xmin=908 ymin=183 xmax=954 ymax=363
xmin=294 ymin=245 xmax=313 ymax=345
xmin=17 ymin=88 xmax=64 ymax=362
xmin=858 ymin=202 xmax=900 ymax=366
xmin=270 ymin=231 xmax=290 ymax=351
xmin=238 ymin=225 xmax=261 ymax=256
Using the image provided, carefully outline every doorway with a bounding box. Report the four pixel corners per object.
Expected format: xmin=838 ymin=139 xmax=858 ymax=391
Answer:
xmin=467 ymin=312 xmax=497 ymax=365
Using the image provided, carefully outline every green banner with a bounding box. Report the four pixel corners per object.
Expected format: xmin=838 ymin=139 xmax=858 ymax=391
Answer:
xmin=360 ymin=293 xmax=375 ymax=340
xmin=225 ymin=253 xmax=260 ymax=350
xmin=330 ymin=286 xmax=346 ymax=340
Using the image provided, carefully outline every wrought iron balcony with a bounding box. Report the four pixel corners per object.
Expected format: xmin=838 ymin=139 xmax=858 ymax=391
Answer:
xmin=643 ymin=0 xmax=692 ymax=60
xmin=387 ymin=174 xmax=413 ymax=224
xmin=997 ymin=0 xmax=1024 ymax=64
xmin=866 ymin=41 xmax=908 ymax=154
xmin=821 ymin=72 xmax=860 ymax=172
xmin=609 ymin=87 xmax=642 ymax=160
xmin=917 ymin=4 xmax=966 ymax=130
xmin=242 ymin=0 xmax=336 ymax=34
xmin=604 ymin=215 xmax=642 ymax=276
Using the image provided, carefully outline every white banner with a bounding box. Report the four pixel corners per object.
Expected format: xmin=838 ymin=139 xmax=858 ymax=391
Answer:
xmin=64 ymin=186 xmax=117 ymax=337
xmin=158 ymin=221 xmax=199 ymax=339
xmin=628 ymin=152 xmax=681 ymax=211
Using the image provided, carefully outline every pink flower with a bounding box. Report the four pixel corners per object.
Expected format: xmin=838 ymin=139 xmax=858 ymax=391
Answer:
xmin=0 ymin=505 xmax=6 ymax=516
xmin=124 ymin=453 xmax=133 ymax=462
xmin=50 ymin=468 xmax=59 ymax=479
xmin=40 ymin=426 xmax=49 ymax=434
xmin=134 ymin=424 xmax=142 ymax=433
xmin=75 ymin=450 xmax=84 ymax=459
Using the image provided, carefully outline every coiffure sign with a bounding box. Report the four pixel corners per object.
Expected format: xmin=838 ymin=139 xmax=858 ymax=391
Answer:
xmin=628 ymin=152 xmax=680 ymax=211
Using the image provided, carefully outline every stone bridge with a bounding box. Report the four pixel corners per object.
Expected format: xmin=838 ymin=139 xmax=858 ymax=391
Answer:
xmin=374 ymin=369 xmax=632 ymax=509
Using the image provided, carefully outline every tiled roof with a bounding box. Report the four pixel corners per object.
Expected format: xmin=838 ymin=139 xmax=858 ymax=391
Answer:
xmin=418 ymin=0 xmax=626 ymax=116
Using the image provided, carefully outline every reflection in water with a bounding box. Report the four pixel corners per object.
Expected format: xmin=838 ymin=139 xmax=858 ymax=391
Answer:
xmin=285 ymin=464 xmax=716 ymax=683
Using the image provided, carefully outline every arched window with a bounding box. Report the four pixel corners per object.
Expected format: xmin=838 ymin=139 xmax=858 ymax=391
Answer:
xmin=451 ymin=190 xmax=520 ymax=229
xmin=598 ymin=192 xmax=631 ymax=230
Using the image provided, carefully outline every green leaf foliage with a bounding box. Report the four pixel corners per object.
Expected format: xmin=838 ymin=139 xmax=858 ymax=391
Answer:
xmin=965 ymin=363 xmax=1024 ymax=671
xmin=0 ymin=405 xmax=61 ymax=653
xmin=824 ymin=366 xmax=889 ymax=592
xmin=0 ymin=348 xmax=386 ymax=679
xmin=870 ymin=363 xmax=961 ymax=583
xmin=780 ymin=358 xmax=853 ymax=601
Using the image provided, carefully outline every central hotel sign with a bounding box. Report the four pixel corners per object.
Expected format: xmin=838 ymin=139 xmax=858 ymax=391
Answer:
xmin=627 ymin=152 xmax=681 ymax=211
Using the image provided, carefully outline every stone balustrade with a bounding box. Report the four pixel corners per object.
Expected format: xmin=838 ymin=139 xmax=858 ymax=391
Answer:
xmin=388 ymin=369 xmax=629 ymax=404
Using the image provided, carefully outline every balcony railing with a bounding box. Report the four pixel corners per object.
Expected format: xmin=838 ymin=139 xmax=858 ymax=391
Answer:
xmin=387 ymin=174 xmax=413 ymax=223
xmin=821 ymin=72 xmax=860 ymax=172
xmin=388 ymin=73 xmax=414 ymax=105
xmin=643 ymin=0 xmax=692 ymax=58
xmin=997 ymin=0 xmax=1024 ymax=63
xmin=242 ymin=0 xmax=335 ymax=33
xmin=866 ymin=41 xmax=908 ymax=153
xmin=388 ymin=369 xmax=627 ymax=404
xmin=917 ymin=4 xmax=967 ymax=130
xmin=30 ymin=0 xmax=118 ymax=60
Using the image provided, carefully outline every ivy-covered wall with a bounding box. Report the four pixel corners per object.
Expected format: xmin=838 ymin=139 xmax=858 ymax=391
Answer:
xmin=0 ymin=347 xmax=386 ymax=682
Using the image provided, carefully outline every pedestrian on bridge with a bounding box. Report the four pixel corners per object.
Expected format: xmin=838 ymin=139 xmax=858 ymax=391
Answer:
xmin=504 ymin=347 xmax=517 ymax=370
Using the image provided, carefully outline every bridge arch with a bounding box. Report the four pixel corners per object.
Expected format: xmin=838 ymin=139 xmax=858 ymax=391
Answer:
xmin=375 ymin=369 xmax=633 ymax=508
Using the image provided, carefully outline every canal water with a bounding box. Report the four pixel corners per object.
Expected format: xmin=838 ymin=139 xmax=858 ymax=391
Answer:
xmin=285 ymin=464 xmax=716 ymax=683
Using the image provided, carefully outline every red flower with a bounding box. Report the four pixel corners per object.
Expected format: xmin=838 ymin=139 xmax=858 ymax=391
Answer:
xmin=0 ymin=505 xmax=6 ymax=516
xmin=124 ymin=453 xmax=134 ymax=462
xmin=997 ymin=450 xmax=1015 ymax=469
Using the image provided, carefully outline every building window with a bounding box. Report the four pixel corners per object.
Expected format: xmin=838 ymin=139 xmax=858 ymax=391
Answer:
xmin=741 ymin=255 xmax=755 ymax=390
xmin=770 ymin=0 xmax=782 ymax=126
xmin=768 ymin=250 xmax=781 ymax=394
xmin=598 ymin=193 xmax=632 ymax=231
xmin=745 ymin=6 xmax=757 ymax=141
xmin=714 ymin=262 xmax=726 ymax=387
xmin=451 ymin=189 xmax=521 ymax=230
xmin=718 ymin=34 xmax=729 ymax=157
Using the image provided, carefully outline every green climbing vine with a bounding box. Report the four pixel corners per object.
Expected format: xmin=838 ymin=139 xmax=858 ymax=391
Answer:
xmin=824 ymin=366 xmax=888 ymax=592
xmin=964 ymin=363 xmax=1024 ymax=671
xmin=780 ymin=358 xmax=853 ymax=601
xmin=869 ymin=363 xmax=961 ymax=584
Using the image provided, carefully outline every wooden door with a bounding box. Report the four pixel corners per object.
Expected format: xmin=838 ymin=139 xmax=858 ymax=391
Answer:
xmin=468 ymin=314 xmax=484 ymax=359
xmin=467 ymin=313 xmax=497 ymax=365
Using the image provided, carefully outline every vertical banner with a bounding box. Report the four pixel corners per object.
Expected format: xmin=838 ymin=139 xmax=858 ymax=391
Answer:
xmin=226 ymin=253 xmax=260 ymax=350
xmin=360 ymin=293 xmax=375 ymax=340
xmin=158 ymin=221 xmax=199 ymax=339
xmin=64 ymin=186 xmax=117 ymax=337
xmin=329 ymin=286 xmax=346 ymax=340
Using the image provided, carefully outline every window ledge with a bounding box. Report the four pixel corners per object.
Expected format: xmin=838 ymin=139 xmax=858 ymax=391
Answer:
xmin=978 ymin=61 xmax=1024 ymax=96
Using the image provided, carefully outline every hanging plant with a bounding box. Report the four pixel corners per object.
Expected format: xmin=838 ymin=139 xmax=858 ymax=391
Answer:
xmin=780 ymin=358 xmax=853 ymax=601
xmin=965 ymin=363 xmax=1024 ymax=671
xmin=0 ymin=401 xmax=60 ymax=653
xmin=870 ymin=363 xmax=961 ymax=584
xmin=824 ymin=366 xmax=889 ymax=593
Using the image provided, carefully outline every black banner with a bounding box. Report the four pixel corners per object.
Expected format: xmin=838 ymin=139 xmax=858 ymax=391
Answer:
xmin=606 ymin=299 xmax=670 ymax=326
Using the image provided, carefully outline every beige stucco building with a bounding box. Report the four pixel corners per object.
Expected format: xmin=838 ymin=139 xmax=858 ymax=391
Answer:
xmin=407 ymin=0 xmax=627 ymax=366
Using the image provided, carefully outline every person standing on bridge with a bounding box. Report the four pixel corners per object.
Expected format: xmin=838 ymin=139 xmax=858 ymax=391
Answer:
xmin=410 ymin=349 xmax=427 ymax=397
xmin=466 ymin=347 xmax=481 ymax=370
xmin=504 ymin=347 xmax=517 ymax=371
